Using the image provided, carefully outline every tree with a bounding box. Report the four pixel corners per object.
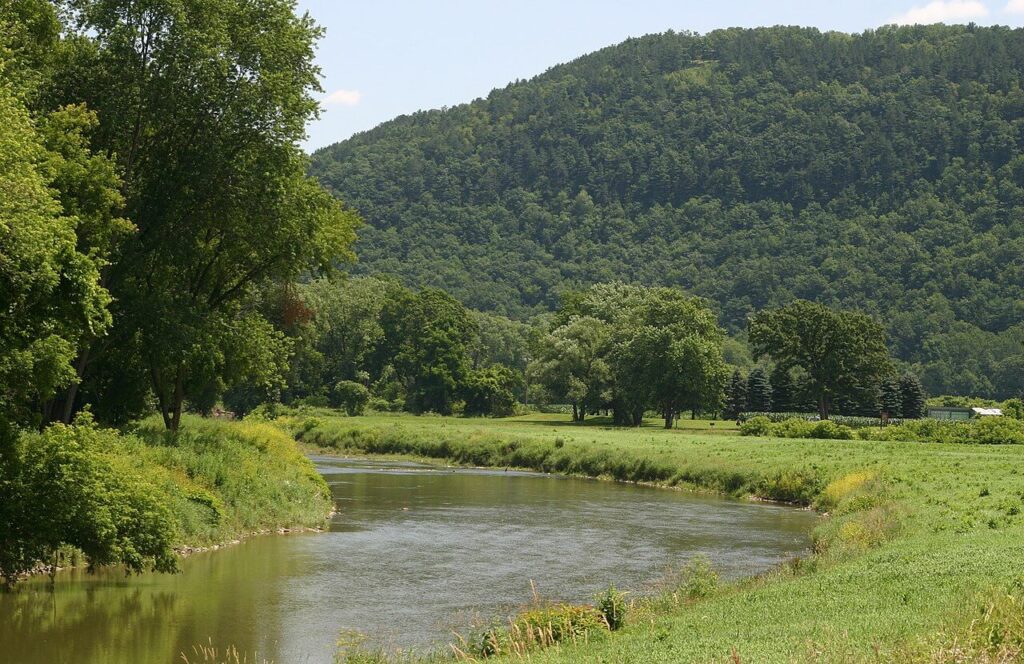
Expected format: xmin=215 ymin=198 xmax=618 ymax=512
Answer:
xmin=724 ymin=370 xmax=748 ymax=420
xmin=899 ymin=373 xmax=926 ymax=419
xmin=746 ymin=367 xmax=772 ymax=412
xmin=0 ymin=72 xmax=116 ymax=435
xmin=878 ymin=377 xmax=902 ymax=418
xmin=770 ymin=365 xmax=794 ymax=412
xmin=382 ymin=288 xmax=477 ymax=415
xmin=609 ymin=288 xmax=727 ymax=428
xmin=51 ymin=0 xmax=360 ymax=429
xmin=462 ymin=366 xmax=521 ymax=417
xmin=529 ymin=316 xmax=611 ymax=422
xmin=749 ymin=301 xmax=892 ymax=420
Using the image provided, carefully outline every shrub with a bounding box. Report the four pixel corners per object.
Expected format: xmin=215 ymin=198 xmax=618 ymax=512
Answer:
xmin=971 ymin=417 xmax=1024 ymax=445
xmin=595 ymin=585 xmax=628 ymax=630
xmin=462 ymin=603 xmax=606 ymax=658
xmin=1 ymin=420 xmax=178 ymax=586
xmin=333 ymin=381 xmax=370 ymax=416
xmin=740 ymin=416 xmax=772 ymax=436
xmin=809 ymin=420 xmax=855 ymax=440
xmin=679 ymin=556 xmax=719 ymax=600
xmin=758 ymin=469 xmax=822 ymax=504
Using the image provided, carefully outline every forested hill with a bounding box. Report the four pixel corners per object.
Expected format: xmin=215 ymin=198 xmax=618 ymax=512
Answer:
xmin=310 ymin=25 xmax=1024 ymax=399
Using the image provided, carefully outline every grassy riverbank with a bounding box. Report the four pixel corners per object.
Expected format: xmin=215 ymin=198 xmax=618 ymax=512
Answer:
xmin=287 ymin=411 xmax=1024 ymax=662
xmin=4 ymin=415 xmax=332 ymax=582
xmin=129 ymin=415 xmax=333 ymax=547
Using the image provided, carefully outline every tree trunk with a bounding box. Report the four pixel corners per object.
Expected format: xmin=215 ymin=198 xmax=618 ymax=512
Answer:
xmin=818 ymin=395 xmax=830 ymax=420
xmin=170 ymin=367 xmax=184 ymax=431
xmin=664 ymin=411 xmax=674 ymax=429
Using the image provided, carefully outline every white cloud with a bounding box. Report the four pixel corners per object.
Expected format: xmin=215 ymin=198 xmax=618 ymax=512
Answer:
xmin=888 ymin=0 xmax=989 ymax=24
xmin=324 ymin=89 xmax=363 ymax=107
xmin=1006 ymin=0 xmax=1024 ymax=13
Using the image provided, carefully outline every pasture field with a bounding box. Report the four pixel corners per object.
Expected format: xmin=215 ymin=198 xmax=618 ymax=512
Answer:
xmin=288 ymin=410 xmax=1024 ymax=662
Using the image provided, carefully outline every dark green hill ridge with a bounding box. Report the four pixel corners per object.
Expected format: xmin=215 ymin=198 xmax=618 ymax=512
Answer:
xmin=311 ymin=25 xmax=1024 ymax=398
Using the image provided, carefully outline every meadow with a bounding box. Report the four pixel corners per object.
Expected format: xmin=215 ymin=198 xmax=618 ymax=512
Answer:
xmin=286 ymin=411 xmax=1024 ymax=663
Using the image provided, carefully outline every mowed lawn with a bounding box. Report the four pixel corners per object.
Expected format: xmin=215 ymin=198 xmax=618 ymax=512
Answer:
xmin=291 ymin=411 xmax=1024 ymax=662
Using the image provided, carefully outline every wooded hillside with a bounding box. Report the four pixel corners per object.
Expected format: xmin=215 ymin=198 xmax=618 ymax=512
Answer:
xmin=311 ymin=25 xmax=1024 ymax=398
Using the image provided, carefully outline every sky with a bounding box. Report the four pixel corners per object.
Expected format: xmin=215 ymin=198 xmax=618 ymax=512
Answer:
xmin=297 ymin=0 xmax=1024 ymax=151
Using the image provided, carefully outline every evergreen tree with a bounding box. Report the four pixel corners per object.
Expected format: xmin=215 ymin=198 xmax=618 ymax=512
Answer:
xmin=746 ymin=367 xmax=772 ymax=412
xmin=899 ymin=373 xmax=927 ymax=419
xmin=770 ymin=365 xmax=793 ymax=413
xmin=878 ymin=377 xmax=902 ymax=418
xmin=724 ymin=369 xmax=747 ymax=419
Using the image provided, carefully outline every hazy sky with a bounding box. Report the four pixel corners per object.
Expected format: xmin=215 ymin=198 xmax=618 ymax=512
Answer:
xmin=297 ymin=0 xmax=1024 ymax=151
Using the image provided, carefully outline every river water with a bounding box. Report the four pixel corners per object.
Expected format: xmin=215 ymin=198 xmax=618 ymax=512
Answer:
xmin=0 ymin=456 xmax=817 ymax=663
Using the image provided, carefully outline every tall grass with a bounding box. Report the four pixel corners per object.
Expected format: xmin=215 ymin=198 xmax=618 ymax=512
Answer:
xmin=130 ymin=415 xmax=333 ymax=546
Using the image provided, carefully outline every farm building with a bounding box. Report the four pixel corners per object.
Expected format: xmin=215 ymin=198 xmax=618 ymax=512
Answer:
xmin=926 ymin=406 xmax=1003 ymax=420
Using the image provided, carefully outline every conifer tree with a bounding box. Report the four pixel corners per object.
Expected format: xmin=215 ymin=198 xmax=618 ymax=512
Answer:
xmin=899 ymin=373 xmax=926 ymax=419
xmin=878 ymin=377 xmax=902 ymax=418
xmin=724 ymin=369 xmax=747 ymax=419
xmin=746 ymin=367 xmax=773 ymax=412
xmin=770 ymin=365 xmax=793 ymax=413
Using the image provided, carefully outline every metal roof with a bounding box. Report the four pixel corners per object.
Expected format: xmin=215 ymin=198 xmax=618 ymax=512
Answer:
xmin=971 ymin=407 xmax=1003 ymax=416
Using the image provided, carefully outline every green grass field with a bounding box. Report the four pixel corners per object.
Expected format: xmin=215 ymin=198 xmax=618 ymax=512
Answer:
xmin=285 ymin=410 xmax=1024 ymax=663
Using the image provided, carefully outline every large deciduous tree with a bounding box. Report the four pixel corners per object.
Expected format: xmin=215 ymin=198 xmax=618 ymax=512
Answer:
xmin=610 ymin=289 xmax=727 ymax=428
xmin=529 ymin=316 xmax=612 ymax=422
xmin=51 ymin=0 xmax=360 ymax=429
xmin=749 ymin=301 xmax=892 ymax=420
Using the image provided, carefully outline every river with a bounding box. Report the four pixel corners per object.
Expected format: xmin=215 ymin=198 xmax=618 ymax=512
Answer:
xmin=0 ymin=456 xmax=817 ymax=663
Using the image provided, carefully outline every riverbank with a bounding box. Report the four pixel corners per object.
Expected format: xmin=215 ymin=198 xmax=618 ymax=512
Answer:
xmin=4 ymin=415 xmax=333 ymax=584
xmin=283 ymin=410 xmax=1024 ymax=662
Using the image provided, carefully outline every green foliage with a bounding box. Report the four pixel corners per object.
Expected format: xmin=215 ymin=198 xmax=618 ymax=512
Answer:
xmin=745 ymin=413 xmax=1024 ymax=445
xmin=750 ymin=300 xmax=892 ymax=419
xmin=739 ymin=415 xmax=772 ymax=436
xmin=529 ymin=316 xmax=611 ymax=422
xmin=462 ymin=366 xmax=521 ymax=417
xmin=465 ymin=603 xmax=606 ymax=658
xmin=383 ymin=288 xmax=478 ymax=415
xmin=899 ymin=374 xmax=927 ymax=420
xmin=770 ymin=365 xmax=795 ymax=413
xmin=0 ymin=71 xmax=115 ymax=431
xmin=724 ymin=370 xmax=747 ymax=420
xmin=878 ymin=376 xmax=902 ymax=418
xmin=529 ymin=284 xmax=726 ymax=426
xmin=746 ymin=367 xmax=772 ymax=413
xmin=676 ymin=556 xmax=720 ymax=600
xmin=310 ymin=25 xmax=1024 ymax=401
xmin=594 ymin=585 xmax=628 ymax=631
xmin=43 ymin=0 xmax=360 ymax=430
xmin=332 ymin=381 xmax=370 ymax=417
xmin=0 ymin=419 xmax=177 ymax=586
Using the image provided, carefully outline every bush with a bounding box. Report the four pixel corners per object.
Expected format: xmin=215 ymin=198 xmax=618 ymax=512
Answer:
xmin=679 ymin=556 xmax=719 ymax=600
xmin=740 ymin=416 xmax=772 ymax=436
xmin=1 ymin=419 xmax=178 ymax=586
xmin=595 ymin=585 xmax=628 ymax=630
xmin=332 ymin=381 xmax=370 ymax=416
xmin=810 ymin=420 xmax=855 ymax=440
xmin=463 ymin=603 xmax=606 ymax=658
xmin=971 ymin=417 xmax=1024 ymax=445
xmin=759 ymin=469 xmax=822 ymax=504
